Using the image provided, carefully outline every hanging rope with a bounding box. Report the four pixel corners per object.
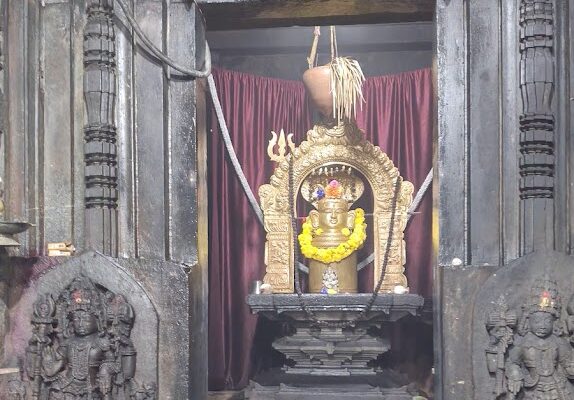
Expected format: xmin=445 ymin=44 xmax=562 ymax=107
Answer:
xmin=307 ymin=26 xmax=321 ymax=69
xmin=329 ymin=26 xmax=339 ymax=60
xmin=207 ymin=76 xmax=265 ymax=226
xmin=408 ymin=168 xmax=433 ymax=222
xmin=114 ymin=0 xmax=212 ymax=78
xmin=119 ymin=5 xmax=434 ymax=274
xmin=332 ymin=26 xmax=338 ymax=59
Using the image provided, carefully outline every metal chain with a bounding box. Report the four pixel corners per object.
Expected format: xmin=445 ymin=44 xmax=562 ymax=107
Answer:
xmin=289 ymin=154 xmax=402 ymax=328
xmin=356 ymin=167 xmax=433 ymax=272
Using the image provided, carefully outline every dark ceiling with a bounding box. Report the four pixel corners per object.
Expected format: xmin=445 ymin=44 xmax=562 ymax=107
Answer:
xmin=197 ymin=0 xmax=436 ymax=31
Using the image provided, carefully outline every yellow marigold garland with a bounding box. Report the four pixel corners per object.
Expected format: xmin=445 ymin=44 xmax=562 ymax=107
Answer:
xmin=298 ymin=208 xmax=366 ymax=264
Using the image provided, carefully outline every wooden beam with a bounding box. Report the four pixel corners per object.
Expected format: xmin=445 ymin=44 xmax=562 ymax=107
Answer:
xmin=198 ymin=0 xmax=435 ymax=30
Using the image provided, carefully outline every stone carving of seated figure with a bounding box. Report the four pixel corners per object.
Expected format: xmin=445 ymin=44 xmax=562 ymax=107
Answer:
xmin=299 ymin=172 xmax=366 ymax=294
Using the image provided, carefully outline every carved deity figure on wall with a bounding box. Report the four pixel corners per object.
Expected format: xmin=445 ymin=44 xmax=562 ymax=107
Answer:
xmin=485 ymin=280 xmax=574 ymax=400
xmin=298 ymin=167 xmax=366 ymax=293
xmin=485 ymin=296 xmax=517 ymax=398
xmin=11 ymin=276 xmax=156 ymax=400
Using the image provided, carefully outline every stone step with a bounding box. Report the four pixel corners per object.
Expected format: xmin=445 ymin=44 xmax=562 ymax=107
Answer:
xmin=245 ymin=382 xmax=414 ymax=400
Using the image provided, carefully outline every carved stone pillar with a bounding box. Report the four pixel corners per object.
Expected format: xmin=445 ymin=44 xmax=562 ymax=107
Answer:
xmin=84 ymin=0 xmax=118 ymax=255
xmin=2 ymin=0 xmax=205 ymax=397
xmin=519 ymin=0 xmax=555 ymax=253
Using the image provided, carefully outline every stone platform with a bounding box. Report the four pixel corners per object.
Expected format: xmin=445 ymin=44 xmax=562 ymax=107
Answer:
xmin=244 ymin=382 xmax=413 ymax=400
xmin=246 ymin=293 xmax=425 ymax=398
xmin=247 ymin=293 xmax=424 ymax=375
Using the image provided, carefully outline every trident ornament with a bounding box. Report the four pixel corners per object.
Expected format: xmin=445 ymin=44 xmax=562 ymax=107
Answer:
xmin=267 ymin=129 xmax=295 ymax=162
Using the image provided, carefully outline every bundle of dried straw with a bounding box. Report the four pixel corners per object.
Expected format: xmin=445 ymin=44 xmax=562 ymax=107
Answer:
xmin=329 ymin=57 xmax=366 ymax=123
xmin=306 ymin=26 xmax=366 ymax=122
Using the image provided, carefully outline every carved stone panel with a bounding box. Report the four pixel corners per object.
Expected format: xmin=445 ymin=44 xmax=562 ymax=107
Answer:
xmin=84 ymin=0 xmax=119 ymax=254
xmin=519 ymin=0 xmax=556 ymax=253
xmin=17 ymin=276 xmax=155 ymax=399
xmin=3 ymin=252 xmax=158 ymax=399
xmin=472 ymin=251 xmax=574 ymax=400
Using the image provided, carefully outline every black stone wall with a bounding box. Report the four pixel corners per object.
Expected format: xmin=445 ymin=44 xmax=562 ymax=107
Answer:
xmin=1 ymin=0 xmax=208 ymax=398
xmin=436 ymin=0 xmax=574 ymax=398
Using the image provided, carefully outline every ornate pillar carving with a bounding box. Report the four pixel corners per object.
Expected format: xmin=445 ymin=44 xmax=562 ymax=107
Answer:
xmin=519 ymin=0 xmax=555 ymax=252
xmin=84 ymin=0 xmax=118 ymax=255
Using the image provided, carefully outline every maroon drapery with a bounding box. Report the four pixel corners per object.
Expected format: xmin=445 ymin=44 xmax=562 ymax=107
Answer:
xmin=208 ymin=67 xmax=433 ymax=390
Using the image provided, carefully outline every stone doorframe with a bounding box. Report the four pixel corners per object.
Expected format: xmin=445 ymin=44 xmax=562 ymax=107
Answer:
xmin=2 ymin=0 xmax=208 ymax=398
xmin=0 ymin=1 xmax=440 ymax=398
xmin=202 ymin=1 xmax=574 ymax=399
xmin=199 ymin=0 xmax=438 ymax=397
xmin=436 ymin=0 xmax=574 ymax=399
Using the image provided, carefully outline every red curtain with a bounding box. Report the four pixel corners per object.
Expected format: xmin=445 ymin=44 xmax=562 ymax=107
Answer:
xmin=355 ymin=69 xmax=434 ymax=296
xmin=208 ymin=67 xmax=433 ymax=390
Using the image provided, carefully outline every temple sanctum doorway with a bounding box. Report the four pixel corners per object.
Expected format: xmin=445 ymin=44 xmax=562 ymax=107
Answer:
xmin=1 ymin=1 xmax=573 ymax=399
xmin=203 ymin=4 xmax=435 ymax=399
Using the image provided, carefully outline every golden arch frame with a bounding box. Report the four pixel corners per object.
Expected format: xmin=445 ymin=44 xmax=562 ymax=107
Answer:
xmin=259 ymin=123 xmax=413 ymax=294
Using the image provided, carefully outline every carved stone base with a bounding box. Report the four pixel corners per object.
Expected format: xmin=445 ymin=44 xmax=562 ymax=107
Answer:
xmin=245 ymin=382 xmax=413 ymax=400
xmin=473 ymin=251 xmax=574 ymax=400
xmin=0 ymin=370 xmax=22 ymax=399
xmin=247 ymin=294 xmax=424 ymax=376
xmin=273 ymin=326 xmax=389 ymax=375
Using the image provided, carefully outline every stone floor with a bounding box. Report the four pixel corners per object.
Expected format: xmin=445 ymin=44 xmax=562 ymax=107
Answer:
xmin=206 ymin=366 xmax=433 ymax=399
xmin=208 ymin=391 xmax=245 ymax=400
xmin=208 ymin=390 xmax=429 ymax=400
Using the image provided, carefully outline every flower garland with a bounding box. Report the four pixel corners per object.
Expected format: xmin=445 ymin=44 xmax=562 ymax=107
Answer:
xmin=298 ymin=208 xmax=366 ymax=264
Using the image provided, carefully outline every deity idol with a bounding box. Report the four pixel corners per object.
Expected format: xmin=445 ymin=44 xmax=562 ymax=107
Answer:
xmin=485 ymin=296 xmax=517 ymax=398
xmin=505 ymin=280 xmax=574 ymax=400
xmin=105 ymin=293 xmax=137 ymax=397
xmin=10 ymin=276 xmax=158 ymax=400
xmin=39 ymin=278 xmax=118 ymax=400
xmin=299 ymin=168 xmax=366 ymax=293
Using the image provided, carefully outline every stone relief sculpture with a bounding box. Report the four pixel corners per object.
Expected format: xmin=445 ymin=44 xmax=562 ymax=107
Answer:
xmin=565 ymin=296 xmax=574 ymax=346
xmin=485 ymin=296 xmax=517 ymax=398
xmin=7 ymin=379 xmax=27 ymax=400
xmin=485 ymin=280 xmax=574 ymax=400
xmin=9 ymin=276 xmax=155 ymax=400
xmin=84 ymin=0 xmax=119 ymax=254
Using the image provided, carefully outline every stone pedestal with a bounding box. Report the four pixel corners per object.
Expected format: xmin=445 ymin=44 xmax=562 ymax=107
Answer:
xmin=273 ymin=325 xmax=388 ymax=376
xmin=246 ymin=293 xmax=424 ymax=398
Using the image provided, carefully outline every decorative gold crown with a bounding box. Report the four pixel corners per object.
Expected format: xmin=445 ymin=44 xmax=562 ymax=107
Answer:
xmin=300 ymin=165 xmax=364 ymax=208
